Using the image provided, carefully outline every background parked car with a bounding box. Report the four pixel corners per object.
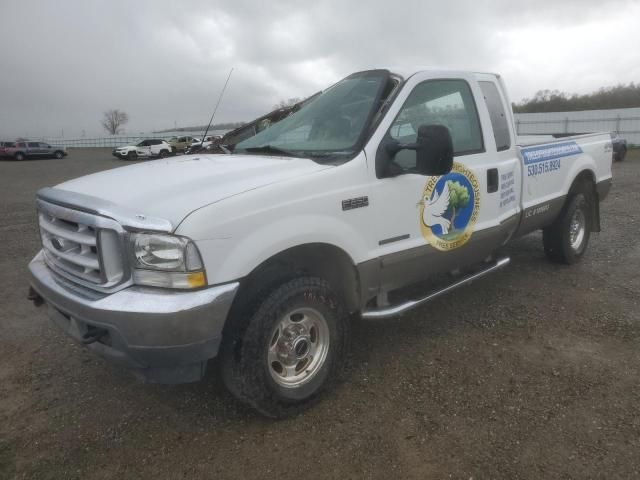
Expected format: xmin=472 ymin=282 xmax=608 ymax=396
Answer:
xmin=168 ymin=136 xmax=199 ymax=153
xmin=0 ymin=141 xmax=16 ymax=157
xmin=112 ymin=139 xmax=171 ymax=160
xmin=5 ymin=141 xmax=67 ymax=161
xmin=611 ymin=132 xmax=627 ymax=161
xmin=184 ymin=135 xmax=221 ymax=154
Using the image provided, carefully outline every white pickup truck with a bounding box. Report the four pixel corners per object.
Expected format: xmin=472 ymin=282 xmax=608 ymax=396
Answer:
xmin=29 ymin=68 xmax=612 ymax=417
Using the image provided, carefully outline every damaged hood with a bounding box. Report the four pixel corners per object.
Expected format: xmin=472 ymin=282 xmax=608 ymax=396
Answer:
xmin=54 ymin=154 xmax=331 ymax=227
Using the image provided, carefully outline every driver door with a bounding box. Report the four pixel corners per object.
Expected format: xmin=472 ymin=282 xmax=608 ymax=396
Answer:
xmin=365 ymin=74 xmax=497 ymax=294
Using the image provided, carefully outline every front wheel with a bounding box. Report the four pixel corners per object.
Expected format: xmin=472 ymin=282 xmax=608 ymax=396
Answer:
xmin=127 ymin=151 xmax=137 ymax=160
xmin=221 ymin=277 xmax=349 ymax=418
xmin=159 ymin=150 xmax=168 ymax=158
xmin=543 ymin=192 xmax=591 ymax=264
xmin=15 ymin=152 xmax=25 ymax=161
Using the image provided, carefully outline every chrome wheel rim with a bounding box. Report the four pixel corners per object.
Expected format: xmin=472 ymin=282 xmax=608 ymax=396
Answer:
xmin=569 ymin=208 xmax=586 ymax=251
xmin=267 ymin=307 xmax=330 ymax=388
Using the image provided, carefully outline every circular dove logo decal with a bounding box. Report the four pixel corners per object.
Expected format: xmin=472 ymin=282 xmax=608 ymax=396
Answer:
xmin=418 ymin=162 xmax=480 ymax=251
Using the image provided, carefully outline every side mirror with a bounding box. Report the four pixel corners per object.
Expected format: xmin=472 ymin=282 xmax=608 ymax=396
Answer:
xmin=385 ymin=124 xmax=454 ymax=176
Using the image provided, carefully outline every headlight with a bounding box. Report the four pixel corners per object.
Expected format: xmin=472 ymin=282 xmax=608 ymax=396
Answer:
xmin=130 ymin=233 xmax=206 ymax=289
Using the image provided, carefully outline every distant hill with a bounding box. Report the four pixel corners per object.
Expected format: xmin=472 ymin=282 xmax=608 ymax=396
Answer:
xmin=513 ymin=83 xmax=640 ymax=113
xmin=154 ymin=121 xmax=245 ymax=133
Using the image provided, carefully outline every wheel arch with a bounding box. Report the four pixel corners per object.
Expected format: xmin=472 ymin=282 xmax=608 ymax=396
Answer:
xmin=568 ymin=168 xmax=596 ymax=193
xmin=227 ymin=243 xmax=361 ymax=323
xmin=567 ymin=168 xmax=600 ymax=232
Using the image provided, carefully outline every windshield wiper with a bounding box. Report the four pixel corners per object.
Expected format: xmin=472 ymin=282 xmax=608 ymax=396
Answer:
xmin=304 ymin=150 xmax=353 ymax=158
xmin=241 ymin=145 xmax=298 ymax=157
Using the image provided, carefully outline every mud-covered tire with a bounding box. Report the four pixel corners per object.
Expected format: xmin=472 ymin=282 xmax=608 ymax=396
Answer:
xmin=220 ymin=277 xmax=349 ymax=418
xmin=543 ymin=192 xmax=591 ymax=264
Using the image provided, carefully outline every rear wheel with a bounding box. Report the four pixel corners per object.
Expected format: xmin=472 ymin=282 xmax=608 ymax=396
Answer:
xmin=543 ymin=192 xmax=591 ymax=264
xmin=54 ymin=151 xmax=64 ymax=159
xmin=221 ymin=277 xmax=349 ymax=418
xmin=616 ymin=147 xmax=627 ymax=162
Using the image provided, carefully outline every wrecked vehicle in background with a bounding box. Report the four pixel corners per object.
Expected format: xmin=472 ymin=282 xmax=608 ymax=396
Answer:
xmin=187 ymin=95 xmax=319 ymax=155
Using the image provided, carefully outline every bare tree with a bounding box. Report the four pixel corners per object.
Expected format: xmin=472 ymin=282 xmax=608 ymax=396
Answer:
xmin=101 ymin=109 xmax=129 ymax=135
xmin=272 ymin=97 xmax=301 ymax=110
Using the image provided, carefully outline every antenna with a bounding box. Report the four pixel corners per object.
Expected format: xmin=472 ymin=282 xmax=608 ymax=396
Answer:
xmin=200 ymin=68 xmax=234 ymax=148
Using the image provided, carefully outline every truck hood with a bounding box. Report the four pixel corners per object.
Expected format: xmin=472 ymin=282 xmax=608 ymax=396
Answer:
xmin=56 ymin=154 xmax=331 ymax=227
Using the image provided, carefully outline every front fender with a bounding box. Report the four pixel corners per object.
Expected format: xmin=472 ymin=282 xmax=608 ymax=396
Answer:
xmin=192 ymin=213 xmax=367 ymax=285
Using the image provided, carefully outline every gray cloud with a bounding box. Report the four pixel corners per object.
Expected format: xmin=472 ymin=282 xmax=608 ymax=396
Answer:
xmin=0 ymin=0 xmax=636 ymax=138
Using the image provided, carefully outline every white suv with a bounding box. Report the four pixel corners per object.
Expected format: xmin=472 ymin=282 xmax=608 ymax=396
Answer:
xmin=113 ymin=139 xmax=171 ymax=160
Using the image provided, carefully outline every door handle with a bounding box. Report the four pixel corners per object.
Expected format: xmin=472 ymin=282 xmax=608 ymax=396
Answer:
xmin=487 ymin=168 xmax=499 ymax=193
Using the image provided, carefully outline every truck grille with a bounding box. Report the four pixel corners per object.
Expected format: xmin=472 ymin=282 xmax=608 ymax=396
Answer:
xmin=37 ymin=200 xmax=128 ymax=291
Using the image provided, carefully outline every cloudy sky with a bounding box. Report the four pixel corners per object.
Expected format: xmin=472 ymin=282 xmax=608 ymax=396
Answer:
xmin=1 ymin=0 xmax=638 ymax=138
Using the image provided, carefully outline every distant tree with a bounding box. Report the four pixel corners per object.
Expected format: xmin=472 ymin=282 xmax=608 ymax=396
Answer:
xmin=272 ymin=97 xmax=302 ymax=110
xmin=514 ymin=83 xmax=640 ymax=113
xmin=447 ymin=180 xmax=470 ymax=228
xmin=101 ymin=109 xmax=129 ymax=135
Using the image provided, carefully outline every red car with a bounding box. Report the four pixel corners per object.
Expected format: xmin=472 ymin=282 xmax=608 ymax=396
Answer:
xmin=0 ymin=141 xmax=16 ymax=157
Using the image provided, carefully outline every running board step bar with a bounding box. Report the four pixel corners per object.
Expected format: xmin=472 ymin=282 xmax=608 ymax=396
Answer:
xmin=362 ymin=257 xmax=511 ymax=319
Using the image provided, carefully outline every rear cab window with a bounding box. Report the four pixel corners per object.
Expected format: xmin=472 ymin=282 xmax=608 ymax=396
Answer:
xmin=479 ymin=81 xmax=511 ymax=151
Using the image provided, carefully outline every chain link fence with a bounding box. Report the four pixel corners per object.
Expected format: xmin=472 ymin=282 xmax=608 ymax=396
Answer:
xmin=37 ymin=130 xmax=228 ymax=148
xmin=19 ymin=110 xmax=640 ymax=148
xmin=514 ymin=108 xmax=640 ymax=145
xmin=40 ymin=136 xmax=175 ymax=148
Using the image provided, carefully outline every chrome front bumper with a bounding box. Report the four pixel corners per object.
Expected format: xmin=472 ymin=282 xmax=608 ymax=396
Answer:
xmin=28 ymin=251 xmax=239 ymax=383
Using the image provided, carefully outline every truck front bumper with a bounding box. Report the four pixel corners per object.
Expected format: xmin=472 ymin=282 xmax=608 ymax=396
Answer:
xmin=28 ymin=251 xmax=239 ymax=384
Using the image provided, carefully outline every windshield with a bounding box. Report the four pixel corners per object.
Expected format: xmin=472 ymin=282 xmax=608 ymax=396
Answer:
xmin=235 ymin=70 xmax=390 ymax=159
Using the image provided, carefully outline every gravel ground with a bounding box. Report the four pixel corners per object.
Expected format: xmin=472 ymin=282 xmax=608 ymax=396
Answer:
xmin=1 ymin=148 xmax=639 ymax=479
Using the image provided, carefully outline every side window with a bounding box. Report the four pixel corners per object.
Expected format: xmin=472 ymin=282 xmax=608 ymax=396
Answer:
xmin=479 ymin=81 xmax=511 ymax=151
xmin=388 ymin=79 xmax=483 ymax=170
xmin=27 ymin=142 xmax=39 ymax=148
xmin=40 ymin=143 xmax=51 ymax=148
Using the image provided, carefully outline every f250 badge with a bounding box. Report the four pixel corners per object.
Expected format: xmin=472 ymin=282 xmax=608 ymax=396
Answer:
xmin=418 ymin=162 xmax=480 ymax=251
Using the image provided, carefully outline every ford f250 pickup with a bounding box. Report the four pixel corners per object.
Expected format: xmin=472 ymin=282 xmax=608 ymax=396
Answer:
xmin=28 ymin=68 xmax=613 ymax=417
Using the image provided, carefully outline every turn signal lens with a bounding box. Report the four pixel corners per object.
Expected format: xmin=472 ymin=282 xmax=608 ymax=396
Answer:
xmin=132 ymin=270 xmax=207 ymax=289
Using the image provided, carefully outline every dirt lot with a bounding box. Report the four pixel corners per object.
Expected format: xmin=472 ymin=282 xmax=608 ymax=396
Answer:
xmin=1 ymin=148 xmax=639 ymax=479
